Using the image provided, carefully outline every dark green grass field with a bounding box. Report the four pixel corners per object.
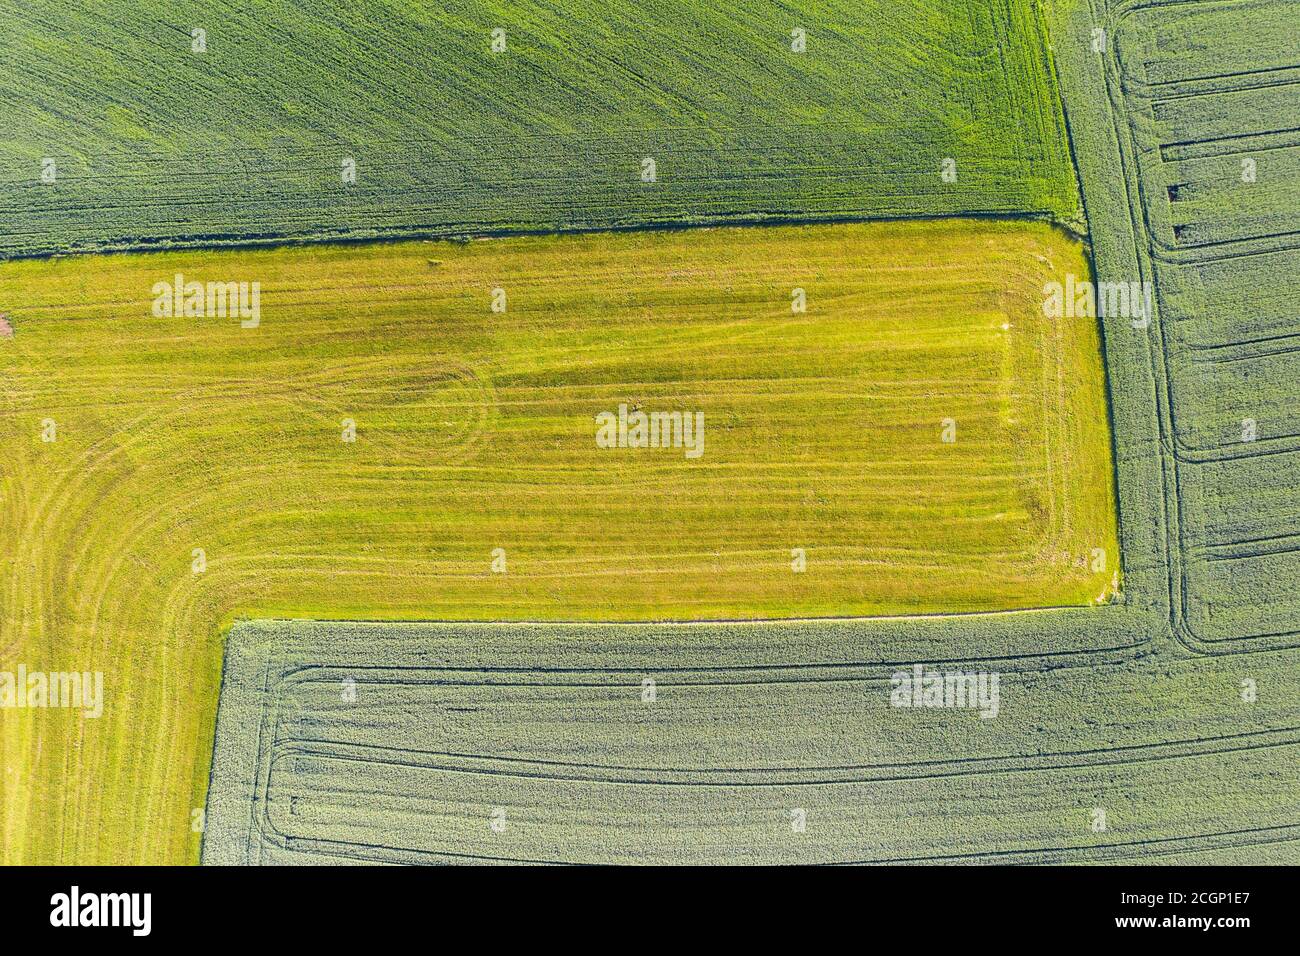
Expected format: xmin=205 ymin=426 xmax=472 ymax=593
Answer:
xmin=0 ymin=0 xmax=1079 ymax=256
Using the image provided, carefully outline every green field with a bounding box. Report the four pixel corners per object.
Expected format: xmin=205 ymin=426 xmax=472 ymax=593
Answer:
xmin=1044 ymin=0 xmax=1300 ymax=651
xmin=0 ymin=220 xmax=1117 ymax=863
xmin=204 ymin=621 xmax=1300 ymax=864
xmin=0 ymin=0 xmax=1079 ymax=256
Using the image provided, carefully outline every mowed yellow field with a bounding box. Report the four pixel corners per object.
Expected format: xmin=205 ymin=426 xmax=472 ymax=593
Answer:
xmin=0 ymin=221 xmax=1117 ymax=862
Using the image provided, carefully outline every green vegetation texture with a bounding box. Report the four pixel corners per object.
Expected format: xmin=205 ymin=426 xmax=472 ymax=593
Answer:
xmin=0 ymin=0 xmax=1080 ymax=256
xmin=7 ymin=0 xmax=1300 ymax=866
xmin=204 ymin=620 xmax=1300 ymax=864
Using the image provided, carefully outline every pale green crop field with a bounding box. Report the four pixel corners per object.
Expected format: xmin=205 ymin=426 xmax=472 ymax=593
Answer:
xmin=1049 ymin=0 xmax=1300 ymax=651
xmin=203 ymin=621 xmax=1300 ymax=865
xmin=0 ymin=220 xmax=1117 ymax=863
